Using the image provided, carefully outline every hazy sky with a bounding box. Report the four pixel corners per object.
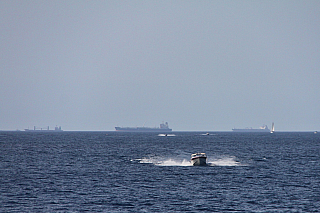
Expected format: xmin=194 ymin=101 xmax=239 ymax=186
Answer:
xmin=1 ymin=0 xmax=319 ymax=131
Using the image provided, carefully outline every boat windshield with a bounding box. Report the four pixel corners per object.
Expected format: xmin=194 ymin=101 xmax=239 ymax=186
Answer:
xmin=191 ymin=153 xmax=207 ymax=157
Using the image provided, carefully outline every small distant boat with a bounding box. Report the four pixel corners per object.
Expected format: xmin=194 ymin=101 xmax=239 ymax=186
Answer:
xmin=270 ymin=122 xmax=275 ymax=133
xmin=191 ymin=153 xmax=207 ymax=166
xmin=314 ymin=131 xmax=317 ymax=134
xmin=158 ymin=133 xmax=175 ymax=137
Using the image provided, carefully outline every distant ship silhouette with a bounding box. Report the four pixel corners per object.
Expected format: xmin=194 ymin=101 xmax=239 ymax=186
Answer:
xmin=115 ymin=122 xmax=172 ymax=132
xmin=232 ymin=124 xmax=270 ymax=132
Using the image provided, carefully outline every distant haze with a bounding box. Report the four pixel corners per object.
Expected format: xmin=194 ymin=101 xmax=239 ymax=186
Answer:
xmin=1 ymin=1 xmax=319 ymax=131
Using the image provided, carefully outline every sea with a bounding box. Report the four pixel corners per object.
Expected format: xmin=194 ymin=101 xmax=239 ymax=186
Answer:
xmin=0 ymin=131 xmax=319 ymax=212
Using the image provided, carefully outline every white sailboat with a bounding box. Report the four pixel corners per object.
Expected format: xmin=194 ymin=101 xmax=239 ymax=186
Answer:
xmin=270 ymin=122 xmax=275 ymax=133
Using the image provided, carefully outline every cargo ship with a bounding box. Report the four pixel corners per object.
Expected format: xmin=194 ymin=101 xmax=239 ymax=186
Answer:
xmin=232 ymin=124 xmax=270 ymax=132
xmin=24 ymin=126 xmax=63 ymax=132
xmin=115 ymin=122 xmax=172 ymax=132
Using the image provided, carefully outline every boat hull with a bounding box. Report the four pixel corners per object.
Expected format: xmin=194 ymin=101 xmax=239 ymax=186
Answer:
xmin=191 ymin=157 xmax=207 ymax=166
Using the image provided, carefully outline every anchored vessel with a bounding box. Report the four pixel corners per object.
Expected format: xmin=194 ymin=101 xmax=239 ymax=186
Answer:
xmin=115 ymin=122 xmax=172 ymax=132
xmin=191 ymin=153 xmax=207 ymax=166
xmin=24 ymin=126 xmax=63 ymax=132
xmin=232 ymin=124 xmax=270 ymax=132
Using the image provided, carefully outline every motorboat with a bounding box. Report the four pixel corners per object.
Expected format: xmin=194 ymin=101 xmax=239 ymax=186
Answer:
xmin=191 ymin=153 xmax=207 ymax=166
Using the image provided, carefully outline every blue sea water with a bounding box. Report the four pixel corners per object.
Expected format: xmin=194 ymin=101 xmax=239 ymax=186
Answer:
xmin=0 ymin=131 xmax=319 ymax=212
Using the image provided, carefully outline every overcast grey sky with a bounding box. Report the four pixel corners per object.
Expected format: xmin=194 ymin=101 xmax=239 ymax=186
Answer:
xmin=1 ymin=0 xmax=319 ymax=131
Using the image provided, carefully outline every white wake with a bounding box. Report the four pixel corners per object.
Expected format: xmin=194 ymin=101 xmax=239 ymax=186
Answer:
xmin=158 ymin=134 xmax=176 ymax=137
xmin=208 ymin=156 xmax=241 ymax=166
xmin=134 ymin=156 xmax=242 ymax=167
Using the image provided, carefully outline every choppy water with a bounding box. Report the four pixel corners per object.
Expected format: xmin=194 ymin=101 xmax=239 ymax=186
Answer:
xmin=0 ymin=131 xmax=319 ymax=212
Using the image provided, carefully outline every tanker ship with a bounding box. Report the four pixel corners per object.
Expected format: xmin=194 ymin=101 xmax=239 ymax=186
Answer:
xmin=115 ymin=122 xmax=172 ymax=132
xmin=24 ymin=126 xmax=63 ymax=132
xmin=232 ymin=124 xmax=270 ymax=132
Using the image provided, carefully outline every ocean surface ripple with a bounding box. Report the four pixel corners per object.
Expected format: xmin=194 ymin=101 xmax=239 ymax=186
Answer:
xmin=0 ymin=131 xmax=319 ymax=212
